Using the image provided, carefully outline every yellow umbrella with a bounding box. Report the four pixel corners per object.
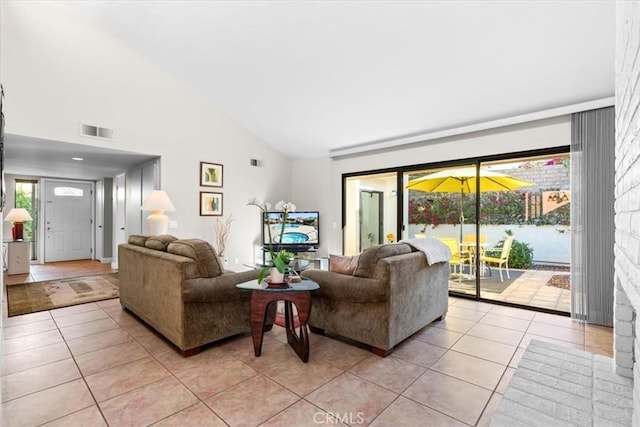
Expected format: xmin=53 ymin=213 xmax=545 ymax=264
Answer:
xmin=406 ymin=167 xmax=535 ymax=241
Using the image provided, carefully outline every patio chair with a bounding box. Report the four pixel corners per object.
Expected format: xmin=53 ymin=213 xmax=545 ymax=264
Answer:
xmin=480 ymin=236 xmax=514 ymax=282
xmin=436 ymin=237 xmax=472 ymax=281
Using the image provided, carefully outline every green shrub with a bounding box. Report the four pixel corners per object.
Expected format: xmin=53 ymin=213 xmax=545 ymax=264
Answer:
xmin=508 ymin=240 xmax=534 ymax=269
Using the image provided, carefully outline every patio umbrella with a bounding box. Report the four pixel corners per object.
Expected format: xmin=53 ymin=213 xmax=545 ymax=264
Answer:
xmin=406 ymin=167 xmax=535 ymax=242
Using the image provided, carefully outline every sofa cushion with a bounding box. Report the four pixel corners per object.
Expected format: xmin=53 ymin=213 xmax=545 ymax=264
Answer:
xmin=167 ymin=239 xmax=223 ymax=278
xmin=145 ymin=234 xmax=178 ymax=251
xmin=354 ymin=243 xmax=412 ymax=278
xmin=329 ymin=254 xmax=359 ymax=275
xmin=303 ymin=270 xmax=388 ymax=303
xmin=182 ymin=269 xmax=260 ymax=303
xmin=128 ymin=235 xmax=149 ymax=247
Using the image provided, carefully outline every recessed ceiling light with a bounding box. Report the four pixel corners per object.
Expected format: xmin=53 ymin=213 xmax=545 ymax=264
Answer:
xmin=72 ymin=157 xmax=84 ymax=161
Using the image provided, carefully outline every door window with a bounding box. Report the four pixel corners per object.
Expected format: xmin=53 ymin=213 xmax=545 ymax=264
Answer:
xmin=53 ymin=187 xmax=84 ymax=197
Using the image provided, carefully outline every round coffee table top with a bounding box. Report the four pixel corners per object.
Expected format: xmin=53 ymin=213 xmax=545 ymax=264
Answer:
xmin=236 ymin=278 xmax=319 ymax=292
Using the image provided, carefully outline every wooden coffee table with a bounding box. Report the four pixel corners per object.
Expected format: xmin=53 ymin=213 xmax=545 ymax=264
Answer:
xmin=236 ymin=279 xmax=319 ymax=362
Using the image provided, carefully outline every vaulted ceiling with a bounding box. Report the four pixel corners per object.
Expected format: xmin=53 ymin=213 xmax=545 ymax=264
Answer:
xmin=70 ymin=0 xmax=614 ymax=160
xmin=4 ymin=1 xmax=616 ymax=179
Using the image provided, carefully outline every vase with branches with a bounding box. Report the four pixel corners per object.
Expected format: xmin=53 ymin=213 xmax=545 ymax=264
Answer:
xmin=248 ymin=198 xmax=296 ymax=284
xmin=213 ymin=215 xmax=234 ymax=262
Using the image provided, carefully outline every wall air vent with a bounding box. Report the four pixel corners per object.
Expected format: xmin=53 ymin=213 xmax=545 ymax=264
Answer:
xmin=80 ymin=123 xmax=114 ymax=140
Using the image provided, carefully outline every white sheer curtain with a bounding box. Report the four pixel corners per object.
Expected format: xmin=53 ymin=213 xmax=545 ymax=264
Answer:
xmin=570 ymin=106 xmax=615 ymax=326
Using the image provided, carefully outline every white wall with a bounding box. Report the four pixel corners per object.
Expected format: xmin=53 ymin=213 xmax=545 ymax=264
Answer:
xmin=0 ymin=1 xmax=293 ymax=269
xmin=291 ymin=157 xmax=341 ymax=256
xmin=335 ymin=116 xmax=570 ymax=174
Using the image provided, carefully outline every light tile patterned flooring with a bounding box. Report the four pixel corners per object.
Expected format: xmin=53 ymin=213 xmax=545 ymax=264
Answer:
xmin=1 ymin=261 xmax=612 ymax=426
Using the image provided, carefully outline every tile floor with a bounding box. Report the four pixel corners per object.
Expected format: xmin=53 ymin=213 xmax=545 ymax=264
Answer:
xmin=1 ymin=261 xmax=613 ymax=426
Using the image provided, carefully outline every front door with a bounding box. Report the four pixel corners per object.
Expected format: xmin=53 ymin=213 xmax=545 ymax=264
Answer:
xmin=44 ymin=180 xmax=93 ymax=262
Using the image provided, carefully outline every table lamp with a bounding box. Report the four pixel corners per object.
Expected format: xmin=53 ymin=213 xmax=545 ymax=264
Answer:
xmin=4 ymin=208 xmax=33 ymax=241
xmin=141 ymin=190 xmax=175 ymax=235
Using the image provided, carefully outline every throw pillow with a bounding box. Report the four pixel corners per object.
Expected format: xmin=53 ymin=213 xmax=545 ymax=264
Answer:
xmin=329 ymin=254 xmax=360 ymax=275
xmin=128 ymin=235 xmax=149 ymax=247
xmin=167 ymin=239 xmax=224 ymax=278
xmin=145 ymin=234 xmax=177 ymax=251
xmin=353 ymin=243 xmax=411 ymax=278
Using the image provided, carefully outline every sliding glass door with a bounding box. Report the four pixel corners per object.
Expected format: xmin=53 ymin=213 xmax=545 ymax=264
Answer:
xmin=342 ymin=148 xmax=571 ymax=313
xmin=404 ymin=164 xmax=478 ymax=298
xmin=479 ymin=155 xmax=570 ymax=312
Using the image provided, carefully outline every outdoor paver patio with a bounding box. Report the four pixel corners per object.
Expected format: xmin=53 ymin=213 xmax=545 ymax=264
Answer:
xmin=450 ymin=269 xmax=571 ymax=312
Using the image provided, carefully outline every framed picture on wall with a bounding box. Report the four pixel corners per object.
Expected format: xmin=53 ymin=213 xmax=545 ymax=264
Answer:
xmin=200 ymin=191 xmax=223 ymax=216
xmin=200 ymin=162 xmax=223 ymax=187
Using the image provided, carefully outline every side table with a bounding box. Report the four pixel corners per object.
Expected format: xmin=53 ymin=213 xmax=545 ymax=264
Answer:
xmin=5 ymin=241 xmax=31 ymax=275
xmin=236 ymin=279 xmax=319 ymax=362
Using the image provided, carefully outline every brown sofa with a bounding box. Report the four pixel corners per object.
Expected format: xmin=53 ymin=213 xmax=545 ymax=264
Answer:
xmin=118 ymin=235 xmax=273 ymax=356
xmin=303 ymin=242 xmax=449 ymax=356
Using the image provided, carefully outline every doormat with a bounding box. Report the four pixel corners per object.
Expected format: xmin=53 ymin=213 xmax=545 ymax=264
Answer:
xmin=6 ymin=273 xmax=119 ymax=317
xmin=545 ymin=274 xmax=570 ymax=290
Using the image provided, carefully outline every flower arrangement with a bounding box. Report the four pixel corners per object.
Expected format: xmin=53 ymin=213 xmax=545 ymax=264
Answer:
xmin=386 ymin=233 xmax=395 ymax=243
xmin=248 ymin=198 xmax=296 ymax=284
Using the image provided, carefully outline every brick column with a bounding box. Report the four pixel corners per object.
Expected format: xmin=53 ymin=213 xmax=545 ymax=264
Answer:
xmin=615 ymin=0 xmax=640 ymax=424
xmin=614 ymin=280 xmax=635 ymax=379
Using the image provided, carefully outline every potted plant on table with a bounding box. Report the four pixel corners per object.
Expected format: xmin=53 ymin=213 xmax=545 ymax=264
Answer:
xmin=248 ymin=198 xmax=296 ymax=285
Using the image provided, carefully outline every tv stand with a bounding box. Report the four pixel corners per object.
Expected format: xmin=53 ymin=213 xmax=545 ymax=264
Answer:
xmin=261 ymin=246 xmax=318 ymax=265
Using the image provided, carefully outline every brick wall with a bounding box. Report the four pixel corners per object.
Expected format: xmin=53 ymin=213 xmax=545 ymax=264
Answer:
xmin=508 ymin=163 xmax=570 ymax=191
xmin=614 ymin=0 xmax=640 ymax=423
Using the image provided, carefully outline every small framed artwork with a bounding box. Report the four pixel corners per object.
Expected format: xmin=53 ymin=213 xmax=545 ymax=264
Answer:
xmin=200 ymin=191 xmax=223 ymax=216
xmin=200 ymin=162 xmax=223 ymax=187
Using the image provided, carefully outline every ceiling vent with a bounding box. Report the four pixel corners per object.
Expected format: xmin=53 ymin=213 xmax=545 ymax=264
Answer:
xmin=80 ymin=123 xmax=114 ymax=140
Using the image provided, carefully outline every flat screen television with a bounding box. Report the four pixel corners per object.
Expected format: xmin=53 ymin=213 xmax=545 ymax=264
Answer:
xmin=262 ymin=210 xmax=319 ymax=250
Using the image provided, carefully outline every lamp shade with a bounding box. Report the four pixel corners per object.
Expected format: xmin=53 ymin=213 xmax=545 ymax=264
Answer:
xmin=141 ymin=191 xmax=176 ymax=212
xmin=141 ymin=191 xmax=175 ymax=236
xmin=4 ymin=208 xmax=32 ymax=223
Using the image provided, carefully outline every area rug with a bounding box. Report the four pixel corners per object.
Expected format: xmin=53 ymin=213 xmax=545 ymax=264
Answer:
xmin=6 ymin=273 xmax=119 ymax=317
xmin=274 ymin=312 xmax=301 ymax=328
xmin=449 ymin=269 xmax=524 ymax=294
xmin=274 ymin=301 xmax=301 ymax=328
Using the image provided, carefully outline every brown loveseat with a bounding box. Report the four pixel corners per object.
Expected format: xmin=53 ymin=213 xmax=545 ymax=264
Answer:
xmin=303 ymin=242 xmax=449 ymax=356
xmin=118 ymin=235 xmax=273 ymax=356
